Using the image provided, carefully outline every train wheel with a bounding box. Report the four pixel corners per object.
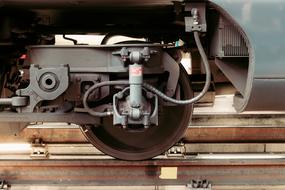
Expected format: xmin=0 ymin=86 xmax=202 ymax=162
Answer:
xmin=81 ymin=66 xmax=193 ymax=160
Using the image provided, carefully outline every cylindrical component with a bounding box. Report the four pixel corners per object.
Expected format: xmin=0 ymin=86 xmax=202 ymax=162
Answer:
xmin=0 ymin=97 xmax=28 ymax=107
xmin=11 ymin=97 xmax=28 ymax=107
xmin=129 ymin=63 xmax=143 ymax=108
xmin=0 ymin=98 xmax=12 ymax=105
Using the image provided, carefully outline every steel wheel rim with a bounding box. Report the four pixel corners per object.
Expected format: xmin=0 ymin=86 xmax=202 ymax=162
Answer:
xmin=81 ymin=67 xmax=193 ymax=160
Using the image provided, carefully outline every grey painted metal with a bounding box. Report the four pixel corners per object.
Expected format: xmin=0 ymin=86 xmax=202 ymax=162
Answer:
xmin=129 ymin=63 xmax=143 ymax=109
xmin=214 ymin=58 xmax=248 ymax=96
xmin=0 ymin=98 xmax=12 ymax=105
xmin=185 ymin=2 xmax=207 ymax=33
xmin=127 ymin=48 xmax=147 ymax=112
xmin=28 ymin=45 xmax=164 ymax=74
xmin=113 ymin=47 xmax=157 ymax=127
xmin=16 ymin=64 xmax=69 ymax=112
xmin=210 ymin=0 xmax=285 ymax=111
xmin=1 ymin=0 xmax=285 ymax=161
xmin=0 ymin=97 xmax=27 ymax=107
xmin=113 ymin=88 xmax=159 ymax=127
xmin=163 ymin=52 xmax=180 ymax=97
xmin=212 ymin=0 xmax=285 ymax=77
xmin=1 ymin=0 xmax=285 ymax=112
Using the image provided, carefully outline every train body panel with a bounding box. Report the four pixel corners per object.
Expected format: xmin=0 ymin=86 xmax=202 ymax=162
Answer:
xmin=211 ymin=0 xmax=285 ymax=111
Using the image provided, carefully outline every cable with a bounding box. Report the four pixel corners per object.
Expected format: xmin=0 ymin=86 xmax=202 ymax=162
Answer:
xmin=82 ymin=31 xmax=211 ymax=116
xmin=143 ymin=31 xmax=211 ymax=105
xmin=82 ymin=81 xmax=129 ymax=117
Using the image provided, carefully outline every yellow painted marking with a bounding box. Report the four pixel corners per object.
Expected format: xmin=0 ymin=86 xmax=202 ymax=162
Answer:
xmin=159 ymin=167 xmax=178 ymax=179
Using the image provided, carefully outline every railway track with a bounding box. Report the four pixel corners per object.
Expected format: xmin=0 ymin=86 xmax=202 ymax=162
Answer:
xmin=1 ymin=111 xmax=285 ymax=189
xmin=2 ymin=112 xmax=285 ymax=143
xmin=0 ymin=155 xmax=285 ymax=187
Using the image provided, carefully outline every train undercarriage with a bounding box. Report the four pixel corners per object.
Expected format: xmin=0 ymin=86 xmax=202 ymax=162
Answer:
xmin=0 ymin=0 xmax=265 ymax=160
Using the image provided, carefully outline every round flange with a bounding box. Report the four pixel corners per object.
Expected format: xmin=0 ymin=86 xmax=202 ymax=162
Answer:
xmin=39 ymin=72 xmax=59 ymax=91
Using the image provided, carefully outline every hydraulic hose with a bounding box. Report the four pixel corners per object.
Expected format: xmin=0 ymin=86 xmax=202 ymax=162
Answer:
xmin=143 ymin=31 xmax=211 ymax=104
xmin=82 ymin=31 xmax=211 ymax=116
xmin=82 ymin=80 xmax=129 ymax=117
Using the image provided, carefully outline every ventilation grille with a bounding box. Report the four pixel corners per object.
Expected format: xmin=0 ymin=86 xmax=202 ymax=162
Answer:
xmin=216 ymin=18 xmax=249 ymax=57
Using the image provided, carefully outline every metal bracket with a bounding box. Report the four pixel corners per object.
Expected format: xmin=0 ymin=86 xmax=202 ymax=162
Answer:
xmin=163 ymin=52 xmax=180 ymax=97
xmin=113 ymin=89 xmax=158 ymax=129
xmin=112 ymin=47 xmax=157 ymax=63
xmin=16 ymin=64 xmax=69 ymax=112
xmin=0 ymin=180 xmax=9 ymax=190
xmin=30 ymin=139 xmax=49 ymax=159
xmin=166 ymin=143 xmax=186 ymax=158
xmin=186 ymin=179 xmax=212 ymax=190
xmin=185 ymin=3 xmax=207 ymax=32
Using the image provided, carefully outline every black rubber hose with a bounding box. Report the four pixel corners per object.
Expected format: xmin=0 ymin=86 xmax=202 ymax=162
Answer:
xmin=82 ymin=31 xmax=211 ymax=116
xmin=82 ymin=81 xmax=129 ymax=117
xmin=142 ymin=31 xmax=211 ymax=104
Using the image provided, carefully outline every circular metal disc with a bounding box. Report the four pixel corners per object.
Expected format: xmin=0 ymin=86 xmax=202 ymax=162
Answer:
xmin=81 ymin=68 xmax=193 ymax=160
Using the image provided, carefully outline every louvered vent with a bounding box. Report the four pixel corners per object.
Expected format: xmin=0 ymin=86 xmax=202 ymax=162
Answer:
xmin=216 ymin=17 xmax=249 ymax=57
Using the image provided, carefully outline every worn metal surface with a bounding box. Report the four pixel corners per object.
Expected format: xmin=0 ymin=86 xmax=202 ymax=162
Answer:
xmin=1 ymin=143 xmax=285 ymax=158
xmin=1 ymin=112 xmax=285 ymax=143
xmin=189 ymin=113 xmax=285 ymax=142
xmin=0 ymin=158 xmax=285 ymax=186
xmin=16 ymin=65 xmax=69 ymax=112
xmin=184 ymin=127 xmax=285 ymax=143
xmin=3 ymin=126 xmax=285 ymax=143
xmin=6 ymin=185 xmax=285 ymax=190
xmin=192 ymin=113 xmax=285 ymax=126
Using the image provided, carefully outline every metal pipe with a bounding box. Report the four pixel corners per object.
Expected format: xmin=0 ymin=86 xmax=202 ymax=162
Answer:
xmin=142 ymin=31 xmax=211 ymax=105
xmin=0 ymin=98 xmax=12 ymax=105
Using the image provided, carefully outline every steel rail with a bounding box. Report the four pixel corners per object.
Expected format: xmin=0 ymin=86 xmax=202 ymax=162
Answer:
xmin=2 ymin=126 xmax=285 ymax=144
xmin=1 ymin=111 xmax=285 ymax=143
xmin=0 ymin=158 xmax=285 ymax=186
